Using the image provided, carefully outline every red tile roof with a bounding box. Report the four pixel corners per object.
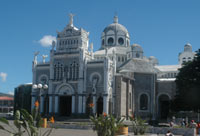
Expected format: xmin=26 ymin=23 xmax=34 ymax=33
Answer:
xmin=0 ymin=96 xmax=13 ymax=100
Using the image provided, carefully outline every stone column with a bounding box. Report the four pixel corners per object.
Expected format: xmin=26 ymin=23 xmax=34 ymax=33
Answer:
xmin=40 ymin=96 xmax=44 ymax=113
xmin=55 ymin=96 xmax=59 ymax=113
xmin=72 ymin=95 xmax=75 ymax=113
xmin=49 ymin=96 xmax=52 ymax=113
xmin=103 ymin=96 xmax=109 ymax=114
xmin=31 ymin=96 xmax=35 ymax=111
xmin=78 ymin=96 xmax=82 ymax=113
xmin=93 ymin=96 xmax=96 ymax=114
xmin=152 ymin=74 xmax=156 ymax=120
xmin=112 ymin=97 xmax=115 ymax=114
xmin=83 ymin=96 xmax=86 ymax=113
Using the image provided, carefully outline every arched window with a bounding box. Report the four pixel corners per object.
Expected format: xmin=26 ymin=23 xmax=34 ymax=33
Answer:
xmin=70 ymin=64 xmax=72 ymax=80
xmin=57 ymin=63 xmax=60 ymax=80
xmin=122 ymin=57 xmax=124 ymax=62
xmin=136 ymin=53 xmax=140 ymax=58
xmin=54 ymin=64 xmax=57 ymax=80
xmin=118 ymin=37 xmax=124 ymax=45
xmin=64 ymin=66 xmax=68 ymax=80
xmin=108 ymin=37 xmax=114 ymax=45
xmin=118 ymin=56 xmax=120 ymax=62
xmin=60 ymin=64 xmax=63 ymax=80
xmin=76 ymin=64 xmax=79 ymax=79
xmin=140 ymin=94 xmax=148 ymax=110
xmin=73 ymin=62 xmax=76 ymax=80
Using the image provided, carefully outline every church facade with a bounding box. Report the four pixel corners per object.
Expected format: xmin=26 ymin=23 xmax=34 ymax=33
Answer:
xmin=31 ymin=15 xmax=195 ymax=119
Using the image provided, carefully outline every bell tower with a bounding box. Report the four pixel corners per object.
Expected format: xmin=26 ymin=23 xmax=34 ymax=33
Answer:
xmin=56 ymin=14 xmax=89 ymax=52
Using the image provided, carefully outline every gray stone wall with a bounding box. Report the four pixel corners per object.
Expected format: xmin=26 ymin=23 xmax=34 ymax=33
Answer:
xmin=86 ymin=65 xmax=104 ymax=95
xmin=115 ymin=75 xmax=133 ymax=118
xmin=35 ymin=67 xmax=50 ymax=84
xmin=121 ymin=77 xmax=127 ymax=116
xmin=134 ymin=73 xmax=154 ymax=118
xmin=115 ymin=76 xmax=122 ymax=117
xmin=156 ymin=80 xmax=176 ymax=100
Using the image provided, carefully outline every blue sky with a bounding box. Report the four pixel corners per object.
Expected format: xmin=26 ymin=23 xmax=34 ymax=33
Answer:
xmin=0 ymin=0 xmax=200 ymax=94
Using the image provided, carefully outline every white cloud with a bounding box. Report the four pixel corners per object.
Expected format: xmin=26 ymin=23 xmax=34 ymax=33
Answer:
xmin=39 ymin=35 xmax=56 ymax=47
xmin=8 ymin=91 xmax=14 ymax=95
xmin=0 ymin=72 xmax=7 ymax=82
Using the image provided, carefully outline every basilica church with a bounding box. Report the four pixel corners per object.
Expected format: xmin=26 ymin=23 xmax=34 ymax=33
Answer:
xmin=31 ymin=14 xmax=195 ymax=119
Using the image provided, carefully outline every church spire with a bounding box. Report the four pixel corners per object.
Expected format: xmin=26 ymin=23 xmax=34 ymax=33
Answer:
xmin=113 ymin=15 xmax=118 ymax=23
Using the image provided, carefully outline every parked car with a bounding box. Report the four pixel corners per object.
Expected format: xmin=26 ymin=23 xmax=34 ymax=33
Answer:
xmin=6 ymin=111 xmax=14 ymax=117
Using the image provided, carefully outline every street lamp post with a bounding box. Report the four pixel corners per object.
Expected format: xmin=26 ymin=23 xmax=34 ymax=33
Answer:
xmin=32 ymin=83 xmax=48 ymax=115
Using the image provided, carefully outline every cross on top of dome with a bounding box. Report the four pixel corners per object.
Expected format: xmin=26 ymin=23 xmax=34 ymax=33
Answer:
xmin=113 ymin=16 xmax=118 ymax=23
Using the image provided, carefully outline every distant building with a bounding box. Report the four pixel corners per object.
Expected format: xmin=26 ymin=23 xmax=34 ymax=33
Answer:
xmin=14 ymin=83 xmax=32 ymax=113
xmin=0 ymin=93 xmax=14 ymax=113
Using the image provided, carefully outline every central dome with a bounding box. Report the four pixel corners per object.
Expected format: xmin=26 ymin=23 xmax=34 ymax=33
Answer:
xmin=101 ymin=16 xmax=130 ymax=49
xmin=103 ymin=22 xmax=129 ymax=34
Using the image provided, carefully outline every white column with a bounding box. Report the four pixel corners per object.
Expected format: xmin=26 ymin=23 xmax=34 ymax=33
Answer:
xmin=83 ymin=96 xmax=86 ymax=113
xmin=55 ymin=96 xmax=59 ymax=113
xmin=49 ymin=96 xmax=52 ymax=113
xmin=72 ymin=96 xmax=75 ymax=113
xmin=93 ymin=96 xmax=96 ymax=114
xmin=40 ymin=96 xmax=44 ymax=113
xmin=103 ymin=96 xmax=108 ymax=114
xmin=31 ymin=96 xmax=35 ymax=111
xmin=78 ymin=96 xmax=82 ymax=113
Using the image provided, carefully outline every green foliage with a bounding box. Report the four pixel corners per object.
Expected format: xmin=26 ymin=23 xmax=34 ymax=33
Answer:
xmin=90 ymin=114 xmax=125 ymax=136
xmin=129 ymin=116 xmax=147 ymax=135
xmin=0 ymin=117 xmax=9 ymax=125
xmin=0 ymin=104 xmax=54 ymax=136
xmin=173 ymin=49 xmax=200 ymax=111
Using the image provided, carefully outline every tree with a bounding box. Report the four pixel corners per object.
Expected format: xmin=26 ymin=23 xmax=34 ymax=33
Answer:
xmin=172 ymin=49 xmax=200 ymax=111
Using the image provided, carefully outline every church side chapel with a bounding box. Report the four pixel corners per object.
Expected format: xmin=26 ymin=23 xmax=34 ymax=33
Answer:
xmin=31 ymin=14 xmax=196 ymax=119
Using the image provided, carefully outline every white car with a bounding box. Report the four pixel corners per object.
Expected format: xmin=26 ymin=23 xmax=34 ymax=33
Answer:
xmin=6 ymin=111 xmax=14 ymax=117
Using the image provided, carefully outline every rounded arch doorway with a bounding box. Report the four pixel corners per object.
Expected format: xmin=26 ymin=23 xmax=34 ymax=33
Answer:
xmin=56 ymin=83 xmax=74 ymax=117
xmin=97 ymin=96 xmax=103 ymax=116
xmin=158 ymin=94 xmax=170 ymax=119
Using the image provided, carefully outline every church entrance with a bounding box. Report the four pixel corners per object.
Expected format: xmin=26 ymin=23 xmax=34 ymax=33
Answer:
xmin=59 ymin=96 xmax=72 ymax=116
xmin=97 ymin=97 xmax=103 ymax=116
xmin=158 ymin=95 xmax=170 ymax=119
xmin=44 ymin=96 xmax=49 ymax=116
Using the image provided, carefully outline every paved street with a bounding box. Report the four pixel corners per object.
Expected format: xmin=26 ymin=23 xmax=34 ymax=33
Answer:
xmin=0 ymin=120 xmax=184 ymax=136
xmin=0 ymin=120 xmax=97 ymax=136
xmin=0 ymin=127 xmax=97 ymax=136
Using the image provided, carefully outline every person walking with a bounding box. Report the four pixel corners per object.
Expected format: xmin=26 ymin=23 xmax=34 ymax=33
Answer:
xmin=165 ymin=130 xmax=174 ymax=136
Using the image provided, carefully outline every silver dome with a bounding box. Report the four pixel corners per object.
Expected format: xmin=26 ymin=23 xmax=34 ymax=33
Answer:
xmin=103 ymin=23 xmax=129 ymax=35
